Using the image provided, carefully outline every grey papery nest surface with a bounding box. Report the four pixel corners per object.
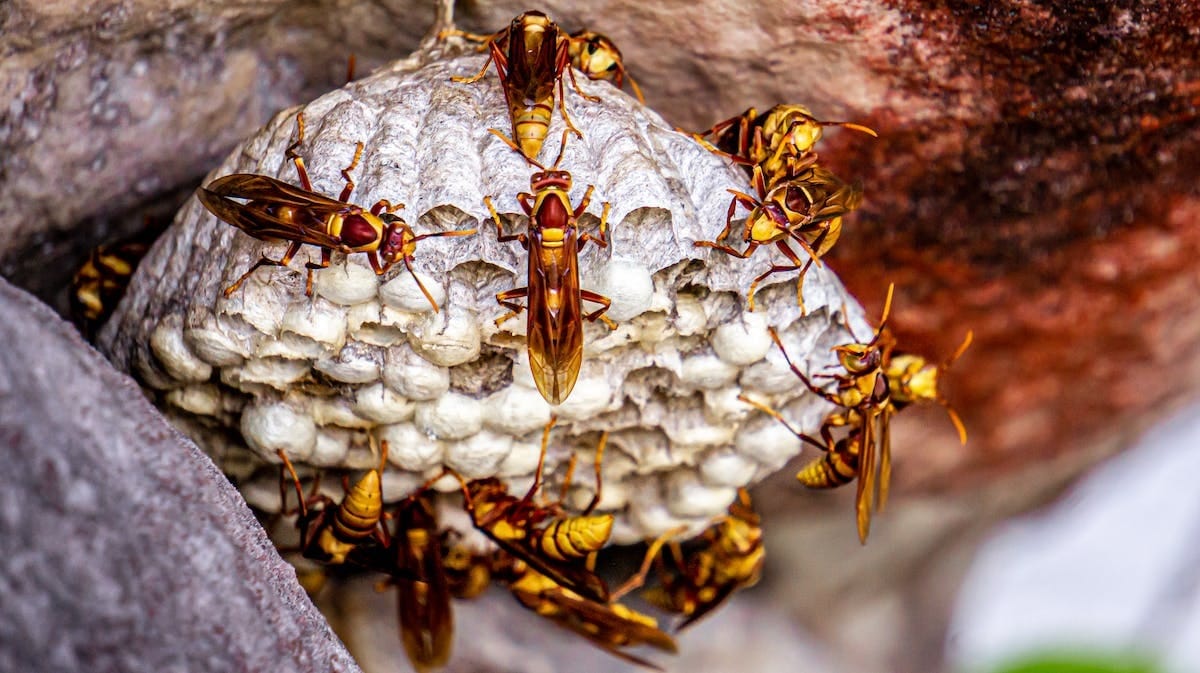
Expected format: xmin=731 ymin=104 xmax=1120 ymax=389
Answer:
xmin=100 ymin=43 xmax=870 ymax=544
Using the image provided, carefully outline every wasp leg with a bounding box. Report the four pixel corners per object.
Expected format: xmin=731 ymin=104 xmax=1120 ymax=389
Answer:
xmin=745 ymin=241 xmax=817 ymax=313
xmin=283 ymin=113 xmax=315 ymax=191
xmin=370 ymin=199 xmax=405 ymax=215
xmin=485 ymin=195 xmax=529 ymax=246
xmin=560 ymin=39 xmax=601 ymax=104
xmin=438 ymin=27 xmax=496 ymax=49
xmin=610 ymin=526 xmax=688 ymax=601
xmin=767 ymin=327 xmax=843 ymax=406
xmin=580 ymin=290 xmax=616 ymax=330
xmin=452 ymin=39 xmax=506 ymax=83
xmin=521 ymin=415 xmax=558 ymax=503
xmin=224 ymin=241 xmax=304 ymax=298
xmin=577 ymin=201 xmax=609 ymax=251
xmin=337 ymin=142 xmax=365 ymax=202
xmin=495 ymin=286 xmax=528 ymax=326
xmin=582 ymin=432 xmax=607 ymax=515
xmin=303 ymin=247 xmax=333 ymax=296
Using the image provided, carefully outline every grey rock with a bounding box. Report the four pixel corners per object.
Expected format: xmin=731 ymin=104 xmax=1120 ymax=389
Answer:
xmin=0 ymin=277 xmax=361 ymax=673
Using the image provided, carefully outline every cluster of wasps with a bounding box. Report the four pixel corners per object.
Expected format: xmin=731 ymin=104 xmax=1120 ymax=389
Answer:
xmin=71 ymin=7 xmax=974 ymax=669
xmin=277 ymin=417 xmax=762 ymax=670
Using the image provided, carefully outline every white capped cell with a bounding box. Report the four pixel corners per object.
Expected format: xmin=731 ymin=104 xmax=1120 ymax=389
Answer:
xmin=666 ymin=470 xmax=737 ymax=519
xmin=379 ymin=268 xmax=447 ymax=313
xmin=711 ymin=311 xmax=772 ymax=366
xmin=382 ymin=345 xmax=450 ymax=400
xmin=150 ymin=315 xmax=212 ymax=383
xmin=445 ymin=430 xmax=513 ymax=479
xmin=313 ymin=342 xmax=381 ymax=384
xmin=279 ymin=298 xmax=348 ymax=349
xmin=415 ymin=392 xmax=483 ymax=440
xmin=221 ymin=357 xmax=311 ymax=392
xmin=309 ymin=427 xmax=351 ymax=466
xmin=352 ymin=383 xmax=416 ymax=424
xmin=678 ymin=353 xmax=739 ymax=390
xmin=379 ymin=469 xmax=424 ymax=502
xmin=734 ymin=413 xmax=805 ymax=467
xmin=309 ymin=398 xmax=372 ymax=429
xmin=379 ymin=423 xmax=444 ymax=471
xmin=409 ymin=308 xmax=482 ymax=367
xmin=703 ymin=387 xmax=752 ymax=424
xmin=184 ymin=325 xmax=247 ymax=366
xmin=586 ymin=257 xmax=654 ymax=321
xmin=165 ymin=384 xmax=222 ymax=417
xmin=672 ymin=294 xmax=707 ymax=336
xmin=699 ymin=450 xmax=759 ymax=488
xmin=314 ymin=261 xmax=379 ymax=305
xmin=496 ymin=437 xmax=544 ymax=478
xmin=241 ymin=402 xmax=317 ymax=462
xmin=552 ymin=375 xmax=613 ymax=419
xmin=482 ymin=384 xmax=553 ymax=436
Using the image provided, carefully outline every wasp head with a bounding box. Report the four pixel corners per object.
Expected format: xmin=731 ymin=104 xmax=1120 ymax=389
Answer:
xmin=531 ymin=170 xmax=572 ymax=193
xmin=835 ymin=343 xmax=882 ymax=375
xmin=379 ymin=214 xmax=414 ymax=265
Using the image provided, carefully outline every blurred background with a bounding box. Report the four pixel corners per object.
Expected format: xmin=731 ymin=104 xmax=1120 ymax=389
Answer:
xmin=2 ymin=1 xmax=1198 ymax=671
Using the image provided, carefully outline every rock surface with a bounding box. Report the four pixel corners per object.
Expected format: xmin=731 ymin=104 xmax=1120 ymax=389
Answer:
xmin=0 ymin=277 xmax=361 ymax=673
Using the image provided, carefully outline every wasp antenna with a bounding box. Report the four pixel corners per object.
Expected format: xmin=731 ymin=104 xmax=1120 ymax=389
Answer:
xmin=550 ymin=128 xmax=571 ymax=170
xmin=825 ymin=121 xmax=878 ymax=138
xmin=942 ymin=403 xmax=969 ymax=445
xmin=946 ymin=329 xmax=975 ymax=368
xmin=869 ymin=283 xmax=896 ymax=346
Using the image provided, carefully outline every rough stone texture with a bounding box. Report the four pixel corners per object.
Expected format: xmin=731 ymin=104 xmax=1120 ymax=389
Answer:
xmin=3 ymin=1 xmax=1200 ymax=673
xmin=0 ymin=277 xmax=362 ymax=673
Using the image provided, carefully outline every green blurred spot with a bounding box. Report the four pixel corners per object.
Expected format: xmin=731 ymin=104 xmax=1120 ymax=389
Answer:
xmin=988 ymin=650 xmax=1163 ymax=673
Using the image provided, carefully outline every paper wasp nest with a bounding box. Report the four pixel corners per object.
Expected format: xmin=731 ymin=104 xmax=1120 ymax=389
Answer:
xmin=100 ymin=44 xmax=871 ymax=544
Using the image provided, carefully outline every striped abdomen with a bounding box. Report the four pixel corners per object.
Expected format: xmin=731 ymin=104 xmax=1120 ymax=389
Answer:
xmin=536 ymin=514 xmax=613 ymax=561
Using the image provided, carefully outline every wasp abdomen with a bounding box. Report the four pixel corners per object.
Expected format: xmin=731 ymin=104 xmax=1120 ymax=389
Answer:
xmin=333 ymin=469 xmax=383 ymax=539
xmin=537 ymin=514 xmax=613 ymax=561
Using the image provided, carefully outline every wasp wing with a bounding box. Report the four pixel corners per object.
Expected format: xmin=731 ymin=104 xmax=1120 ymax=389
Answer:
xmin=395 ymin=495 xmax=454 ymax=670
xmin=525 ymin=227 xmax=585 ymax=405
xmin=484 ymin=531 xmax=610 ymax=604
xmin=197 ymin=174 xmax=350 ymax=249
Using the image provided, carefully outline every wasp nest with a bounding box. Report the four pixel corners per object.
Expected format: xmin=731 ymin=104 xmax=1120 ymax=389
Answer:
xmin=99 ymin=45 xmax=871 ymax=544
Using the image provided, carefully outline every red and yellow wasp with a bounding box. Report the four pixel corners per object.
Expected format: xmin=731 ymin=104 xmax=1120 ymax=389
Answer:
xmin=197 ymin=112 xmax=475 ymax=309
xmin=694 ymin=163 xmax=863 ymax=312
xmin=484 ymin=130 xmax=615 ymax=405
xmin=693 ymin=103 xmax=875 ymax=186
xmin=446 ymin=11 xmax=595 ymax=160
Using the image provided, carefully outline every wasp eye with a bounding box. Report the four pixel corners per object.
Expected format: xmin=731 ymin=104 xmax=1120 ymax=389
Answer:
xmin=606 ymin=62 xmax=618 ymax=71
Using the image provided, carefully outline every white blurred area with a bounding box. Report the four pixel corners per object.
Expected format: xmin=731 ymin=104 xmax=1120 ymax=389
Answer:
xmin=947 ymin=403 xmax=1200 ymax=672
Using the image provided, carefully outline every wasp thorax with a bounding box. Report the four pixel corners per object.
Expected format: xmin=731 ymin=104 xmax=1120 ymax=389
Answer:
xmin=101 ymin=48 xmax=870 ymax=545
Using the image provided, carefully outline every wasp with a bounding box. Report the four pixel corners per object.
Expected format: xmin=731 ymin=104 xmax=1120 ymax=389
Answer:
xmin=452 ymin=418 xmax=613 ymax=602
xmin=390 ymin=491 xmax=454 ymax=672
xmin=883 ymin=330 xmax=974 ymax=444
xmin=693 ymin=104 xmax=876 ymax=186
xmin=751 ymin=284 xmax=896 ymax=542
xmin=505 ymin=564 xmax=678 ymax=670
xmin=694 ymin=163 xmax=863 ymax=312
xmin=70 ymin=228 xmax=159 ymax=339
xmin=197 ymin=112 xmax=475 ymax=308
xmin=634 ymin=490 xmax=764 ymax=630
xmin=484 ymin=131 xmax=615 ymax=405
xmin=566 ymin=29 xmax=645 ymax=103
xmin=446 ymin=11 xmax=595 ymax=160
xmin=277 ymin=440 xmax=397 ymax=571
